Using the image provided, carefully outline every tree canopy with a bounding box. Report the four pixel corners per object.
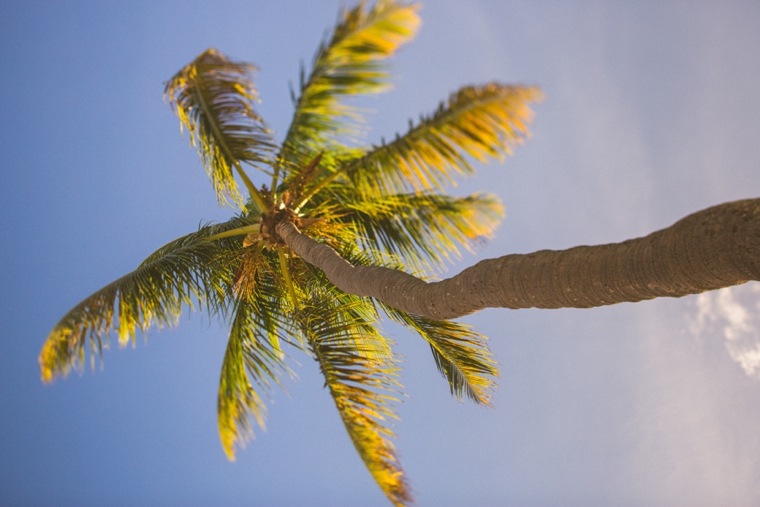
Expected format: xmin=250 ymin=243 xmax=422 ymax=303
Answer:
xmin=40 ymin=2 xmax=542 ymax=504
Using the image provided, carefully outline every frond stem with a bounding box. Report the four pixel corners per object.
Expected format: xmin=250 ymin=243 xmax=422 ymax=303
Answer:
xmin=204 ymin=224 xmax=261 ymax=242
xmin=270 ymin=160 xmax=281 ymax=195
xmin=235 ymin=163 xmax=268 ymax=212
xmin=192 ymin=83 xmax=267 ymax=212
xmin=278 ymin=246 xmax=300 ymax=311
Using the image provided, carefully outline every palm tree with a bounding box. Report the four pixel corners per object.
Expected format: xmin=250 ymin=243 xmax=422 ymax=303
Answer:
xmin=38 ymin=1 xmax=760 ymax=506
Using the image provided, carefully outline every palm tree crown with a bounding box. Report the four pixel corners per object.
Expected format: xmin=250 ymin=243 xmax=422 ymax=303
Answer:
xmin=39 ymin=1 xmax=542 ymax=505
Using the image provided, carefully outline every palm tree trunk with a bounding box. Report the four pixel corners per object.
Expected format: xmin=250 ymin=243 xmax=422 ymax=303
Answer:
xmin=277 ymin=198 xmax=760 ymax=321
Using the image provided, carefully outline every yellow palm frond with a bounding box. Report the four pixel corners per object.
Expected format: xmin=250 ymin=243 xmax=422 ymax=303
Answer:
xmin=384 ymin=307 xmax=498 ymax=405
xmin=297 ymin=287 xmax=409 ymax=506
xmin=277 ymin=0 xmax=420 ymax=176
xmin=39 ymin=218 xmax=250 ymax=383
xmin=165 ymin=48 xmax=277 ymax=208
xmin=218 ymin=290 xmax=293 ymax=461
xmin=333 ymin=83 xmax=542 ymax=196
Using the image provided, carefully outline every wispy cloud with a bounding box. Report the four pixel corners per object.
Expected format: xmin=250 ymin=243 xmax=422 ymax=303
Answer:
xmin=690 ymin=283 xmax=760 ymax=378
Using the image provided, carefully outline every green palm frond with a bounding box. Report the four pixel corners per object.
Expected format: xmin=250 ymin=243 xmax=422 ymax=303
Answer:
xmin=384 ymin=306 xmax=498 ymax=405
xmin=40 ymin=218 xmax=251 ymax=383
xmin=277 ymin=0 xmax=420 ymax=177
xmin=341 ymin=191 xmax=504 ymax=273
xmin=335 ymin=83 xmax=542 ymax=196
xmin=165 ymin=48 xmax=277 ymax=208
xmin=218 ymin=286 xmax=293 ymax=461
xmin=296 ymin=286 xmax=409 ymax=506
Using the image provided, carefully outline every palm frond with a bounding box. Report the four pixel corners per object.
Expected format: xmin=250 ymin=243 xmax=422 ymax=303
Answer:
xmin=339 ymin=83 xmax=542 ymax=195
xmin=277 ymin=0 xmax=420 ymax=175
xmin=165 ymin=48 xmax=277 ymax=207
xmin=39 ymin=218 xmax=251 ymax=383
xmin=341 ymin=191 xmax=504 ymax=273
xmin=218 ymin=285 xmax=293 ymax=461
xmin=333 ymin=248 xmax=497 ymax=404
xmin=295 ymin=253 xmax=394 ymax=359
xmin=383 ymin=306 xmax=498 ymax=405
xmin=296 ymin=285 xmax=409 ymax=506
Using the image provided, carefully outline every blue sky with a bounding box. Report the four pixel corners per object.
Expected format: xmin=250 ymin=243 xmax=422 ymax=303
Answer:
xmin=2 ymin=1 xmax=760 ymax=506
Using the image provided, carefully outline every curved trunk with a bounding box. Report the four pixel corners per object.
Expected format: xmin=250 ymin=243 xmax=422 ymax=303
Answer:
xmin=277 ymin=199 xmax=760 ymax=321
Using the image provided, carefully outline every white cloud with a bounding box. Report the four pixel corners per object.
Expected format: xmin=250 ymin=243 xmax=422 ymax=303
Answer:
xmin=690 ymin=283 xmax=760 ymax=378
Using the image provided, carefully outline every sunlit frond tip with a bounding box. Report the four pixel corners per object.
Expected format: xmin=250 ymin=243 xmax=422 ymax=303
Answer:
xmin=348 ymin=83 xmax=543 ymax=194
xmin=298 ymin=291 xmax=411 ymax=506
xmin=165 ymin=48 xmax=278 ymax=207
xmin=383 ymin=306 xmax=498 ymax=405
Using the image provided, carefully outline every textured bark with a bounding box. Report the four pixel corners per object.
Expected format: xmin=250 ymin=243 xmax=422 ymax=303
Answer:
xmin=277 ymin=199 xmax=760 ymax=321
